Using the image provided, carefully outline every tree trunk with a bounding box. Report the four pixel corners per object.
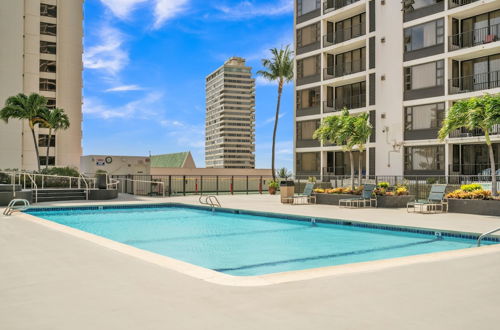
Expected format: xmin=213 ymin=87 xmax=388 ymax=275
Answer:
xmin=349 ymin=151 xmax=355 ymax=190
xmin=46 ymin=128 xmax=52 ymax=170
xmin=358 ymin=151 xmax=362 ymax=186
xmin=272 ymin=82 xmax=283 ymax=181
xmin=485 ymin=131 xmax=497 ymax=196
xmin=30 ymin=125 xmax=41 ymax=172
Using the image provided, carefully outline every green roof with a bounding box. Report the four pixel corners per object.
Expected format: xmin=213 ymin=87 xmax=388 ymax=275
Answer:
xmin=150 ymin=152 xmax=189 ymax=168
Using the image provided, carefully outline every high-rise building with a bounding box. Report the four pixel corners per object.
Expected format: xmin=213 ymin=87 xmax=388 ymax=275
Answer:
xmin=0 ymin=0 xmax=83 ymax=170
xmin=205 ymin=57 xmax=256 ymax=168
xmin=294 ymin=0 xmax=500 ymax=179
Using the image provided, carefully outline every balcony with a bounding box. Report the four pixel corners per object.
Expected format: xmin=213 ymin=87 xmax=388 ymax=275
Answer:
xmin=323 ymin=60 xmax=366 ymax=80
xmin=449 ymin=125 xmax=500 ymax=138
xmin=448 ymin=70 xmax=500 ymax=94
xmin=323 ymin=0 xmax=361 ymax=14
xmin=449 ymin=24 xmax=500 ymax=51
xmin=323 ymin=22 xmax=366 ymax=47
xmin=323 ymin=94 xmax=366 ymax=113
xmin=448 ymin=0 xmax=480 ymax=9
xmin=296 ymin=139 xmax=321 ymax=148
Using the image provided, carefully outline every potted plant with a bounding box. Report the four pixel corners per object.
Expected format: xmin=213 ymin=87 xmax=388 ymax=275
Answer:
xmin=268 ymin=180 xmax=279 ymax=195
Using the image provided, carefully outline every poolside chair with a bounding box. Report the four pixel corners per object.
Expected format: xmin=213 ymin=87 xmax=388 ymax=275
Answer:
xmin=290 ymin=182 xmax=316 ymax=205
xmin=407 ymin=184 xmax=448 ymax=214
xmin=339 ymin=184 xmax=377 ymax=208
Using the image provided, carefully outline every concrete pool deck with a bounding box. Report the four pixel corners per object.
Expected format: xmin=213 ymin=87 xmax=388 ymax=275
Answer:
xmin=2 ymin=194 xmax=500 ymax=329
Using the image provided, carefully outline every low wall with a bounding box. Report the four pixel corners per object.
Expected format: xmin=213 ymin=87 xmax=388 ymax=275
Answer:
xmin=448 ymin=199 xmax=500 ymax=216
xmin=315 ymin=193 xmax=414 ymax=208
xmin=0 ymin=191 xmax=33 ymax=206
xmin=0 ymin=184 xmax=21 ymax=192
xmin=89 ymin=189 xmax=118 ymax=200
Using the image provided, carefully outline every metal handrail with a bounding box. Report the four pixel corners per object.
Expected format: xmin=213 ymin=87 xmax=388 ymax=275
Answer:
xmin=199 ymin=195 xmax=221 ymax=208
xmin=25 ymin=173 xmax=38 ymax=203
xmin=477 ymin=226 xmax=500 ymax=246
xmin=448 ymin=24 xmax=499 ymax=50
xmin=3 ymin=199 xmax=30 ymax=216
xmin=448 ymin=70 xmax=500 ymax=95
xmin=78 ymin=173 xmax=91 ymax=200
xmin=323 ymin=22 xmax=366 ymax=47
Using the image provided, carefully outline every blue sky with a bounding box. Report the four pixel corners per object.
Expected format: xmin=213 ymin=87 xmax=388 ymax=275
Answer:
xmin=82 ymin=0 xmax=294 ymax=169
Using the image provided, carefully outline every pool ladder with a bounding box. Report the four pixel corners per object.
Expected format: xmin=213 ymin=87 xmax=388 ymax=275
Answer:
xmin=199 ymin=195 xmax=221 ymax=208
xmin=477 ymin=226 xmax=500 ymax=246
xmin=3 ymin=199 xmax=30 ymax=216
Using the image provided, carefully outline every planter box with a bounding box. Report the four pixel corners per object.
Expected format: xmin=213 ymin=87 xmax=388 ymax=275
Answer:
xmin=0 ymin=190 xmax=33 ymax=206
xmin=448 ymin=199 xmax=500 ymax=216
xmin=377 ymin=195 xmax=415 ymax=208
xmin=89 ymin=189 xmax=118 ymax=200
xmin=314 ymin=193 xmax=414 ymax=208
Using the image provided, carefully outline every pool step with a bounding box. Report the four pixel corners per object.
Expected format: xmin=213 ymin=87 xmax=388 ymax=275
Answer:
xmin=35 ymin=189 xmax=87 ymax=203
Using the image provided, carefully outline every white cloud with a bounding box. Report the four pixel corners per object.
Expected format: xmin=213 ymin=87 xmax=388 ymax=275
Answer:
xmin=105 ymin=85 xmax=144 ymax=92
xmin=153 ymin=0 xmax=190 ymax=28
xmin=216 ymin=0 xmax=293 ymax=20
xmin=84 ymin=25 xmax=128 ymax=75
xmin=160 ymin=119 xmax=205 ymax=149
xmin=100 ymin=0 xmax=149 ymax=19
xmin=256 ymin=76 xmax=277 ymax=87
xmin=260 ymin=112 xmax=285 ymax=126
xmin=83 ymin=92 xmax=163 ymax=119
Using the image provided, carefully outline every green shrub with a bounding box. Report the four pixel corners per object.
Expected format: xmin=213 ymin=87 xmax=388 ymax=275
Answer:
xmin=378 ymin=182 xmax=390 ymax=188
xmin=40 ymin=166 xmax=80 ymax=177
xmin=460 ymin=183 xmax=483 ymax=192
xmin=268 ymin=180 xmax=279 ymax=189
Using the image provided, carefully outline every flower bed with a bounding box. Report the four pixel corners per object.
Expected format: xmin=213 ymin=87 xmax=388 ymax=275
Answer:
xmin=445 ymin=184 xmax=500 ymax=216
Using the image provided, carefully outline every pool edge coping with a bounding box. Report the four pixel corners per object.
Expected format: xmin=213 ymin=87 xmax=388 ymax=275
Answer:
xmin=11 ymin=202 xmax=500 ymax=287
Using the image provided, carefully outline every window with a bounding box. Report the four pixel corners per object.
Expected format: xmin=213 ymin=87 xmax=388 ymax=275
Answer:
xmin=297 ymin=0 xmax=320 ymax=16
xmin=297 ymin=55 xmax=320 ymax=78
xmin=404 ymin=19 xmax=444 ymax=52
xmin=40 ymin=41 xmax=56 ymax=54
xmin=405 ymin=103 xmax=445 ymax=131
xmin=40 ymin=22 xmax=57 ymax=36
xmin=335 ymin=47 xmax=366 ymax=75
xmin=402 ymin=0 xmax=443 ymax=12
xmin=40 ymin=3 xmax=57 ymax=17
xmin=46 ymin=98 xmax=56 ymax=109
xmin=39 ymin=156 xmax=55 ymax=166
xmin=404 ymin=60 xmax=444 ymax=90
xmin=405 ymin=146 xmax=444 ymax=171
xmin=296 ymin=152 xmax=320 ymax=172
xmin=297 ymin=23 xmax=320 ymax=48
xmin=40 ymin=78 xmax=56 ymax=91
xmin=40 ymin=60 xmax=56 ymax=73
xmin=334 ymin=13 xmax=366 ymax=43
xmin=296 ymin=88 xmax=320 ymax=110
xmin=38 ymin=134 xmax=56 ymax=147
xmin=297 ymin=120 xmax=320 ymax=140
xmin=335 ymin=81 xmax=366 ymax=110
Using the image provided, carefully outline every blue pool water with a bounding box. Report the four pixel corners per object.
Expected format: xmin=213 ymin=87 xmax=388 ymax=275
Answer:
xmin=26 ymin=206 xmax=496 ymax=276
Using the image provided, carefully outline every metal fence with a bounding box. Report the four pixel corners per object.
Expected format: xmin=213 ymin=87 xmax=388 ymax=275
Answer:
xmin=111 ymin=175 xmax=275 ymax=196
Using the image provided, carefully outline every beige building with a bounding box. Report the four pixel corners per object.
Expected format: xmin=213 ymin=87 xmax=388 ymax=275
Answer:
xmin=0 ymin=0 xmax=83 ymax=170
xmin=205 ymin=57 xmax=256 ymax=169
xmin=294 ymin=0 xmax=500 ymax=179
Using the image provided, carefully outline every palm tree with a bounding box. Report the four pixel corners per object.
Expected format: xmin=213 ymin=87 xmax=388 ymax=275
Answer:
xmin=257 ymin=45 xmax=294 ymax=181
xmin=314 ymin=109 xmax=358 ymax=189
xmin=0 ymin=93 xmax=49 ymax=171
xmin=39 ymin=107 xmax=70 ymax=169
xmin=351 ymin=112 xmax=372 ymax=184
xmin=438 ymin=94 xmax=500 ymax=196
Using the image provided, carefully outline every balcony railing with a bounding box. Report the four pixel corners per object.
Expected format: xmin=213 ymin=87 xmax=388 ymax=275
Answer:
xmin=323 ymin=94 xmax=366 ymax=113
xmin=449 ymin=164 xmax=500 ymax=176
xmin=449 ymin=24 xmax=500 ymax=50
xmin=448 ymin=0 xmax=480 ymax=9
xmin=323 ymin=22 xmax=366 ymax=47
xmin=323 ymin=60 xmax=366 ymax=80
xmin=448 ymin=70 xmax=500 ymax=95
xmin=449 ymin=125 xmax=500 ymax=138
xmin=323 ymin=0 xmax=361 ymax=14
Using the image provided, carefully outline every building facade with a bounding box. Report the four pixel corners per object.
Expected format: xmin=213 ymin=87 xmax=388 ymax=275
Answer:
xmin=0 ymin=0 xmax=83 ymax=171
xmin=205 ymin=57 xmax=256 ymax=169
xmin=294 ymin=0 xmax=500 ymax=179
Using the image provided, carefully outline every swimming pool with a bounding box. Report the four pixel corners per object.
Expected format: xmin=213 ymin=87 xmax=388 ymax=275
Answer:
xmin=26 ymin=204 xmax=498 ymax=276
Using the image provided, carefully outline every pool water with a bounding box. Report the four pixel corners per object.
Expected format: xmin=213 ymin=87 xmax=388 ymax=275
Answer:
xmin=26 ymin=206 xmax=494 ymax=276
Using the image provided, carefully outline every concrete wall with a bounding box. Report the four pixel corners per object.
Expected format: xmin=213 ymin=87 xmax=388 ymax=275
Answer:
xmin=0 ymin=0 xmax=24 ymax=170
xmin=80 ymin=155 xmax=151 ymax=175
xmin=150 ymin=167 xmax=272 ymax=177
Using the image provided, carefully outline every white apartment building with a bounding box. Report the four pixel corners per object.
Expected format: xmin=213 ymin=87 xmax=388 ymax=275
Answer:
xmin=0 ymin=0 xmax=83 ymax=170
xmin=294 ymin=0 xmax=500 ymax=179
xmin=205 ymin=57 xmax=256 ymax=169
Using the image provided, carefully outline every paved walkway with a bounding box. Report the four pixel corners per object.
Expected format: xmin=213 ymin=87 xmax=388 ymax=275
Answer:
xmin=1 ymin=194 xmax=500 ymax=329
